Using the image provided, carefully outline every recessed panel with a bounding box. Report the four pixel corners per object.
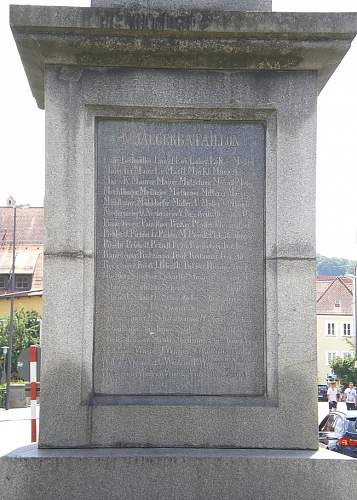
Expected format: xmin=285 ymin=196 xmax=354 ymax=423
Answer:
xmin=94 ymin=120 xmax=265 ymax=395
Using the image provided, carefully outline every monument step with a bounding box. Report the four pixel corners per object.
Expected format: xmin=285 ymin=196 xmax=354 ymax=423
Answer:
xmin=1 ymin=446 xmax=356 ymax=499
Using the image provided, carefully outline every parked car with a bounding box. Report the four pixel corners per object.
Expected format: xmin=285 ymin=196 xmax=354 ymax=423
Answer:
xmin=318 ymin=384 xmax=328 ymax=401
xmin=319 ymin=410 xmax=357 ymax=458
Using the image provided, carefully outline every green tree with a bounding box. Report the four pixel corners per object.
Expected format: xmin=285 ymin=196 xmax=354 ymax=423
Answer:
xmin=0 ymin=308 xmax=41 ymax=379
xmin=330 ymin=356 xmax=357 ymax=387
xmin=317 ymin=254 xmax=356 ymax=276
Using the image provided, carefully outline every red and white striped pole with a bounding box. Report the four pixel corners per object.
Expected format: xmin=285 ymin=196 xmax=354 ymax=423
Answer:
xmin=29 ymin=345 xmax=38 ymax=442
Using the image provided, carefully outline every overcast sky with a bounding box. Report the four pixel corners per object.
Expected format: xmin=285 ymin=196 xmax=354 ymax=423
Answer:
xmin=1 ymin=0 xmax=357 ymax=259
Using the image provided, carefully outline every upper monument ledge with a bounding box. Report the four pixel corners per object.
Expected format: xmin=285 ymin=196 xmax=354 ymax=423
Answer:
xmin=90 ymin=0 xmax=272 ymax=10
xmin=10 ymin=5 xmax=357 ymax=109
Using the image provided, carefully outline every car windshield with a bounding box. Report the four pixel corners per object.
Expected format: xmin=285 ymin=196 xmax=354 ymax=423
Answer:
xmin=346 ymin=418 xmax=357 ymax=433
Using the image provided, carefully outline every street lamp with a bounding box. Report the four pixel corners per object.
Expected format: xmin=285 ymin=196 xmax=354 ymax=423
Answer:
xmin=4 ymin=202 xmax=29 ymax=410
xmin=1 ymin=346 xmax=8 ymax=385
xmin=345 ymin=267 xmax=357 ymax=368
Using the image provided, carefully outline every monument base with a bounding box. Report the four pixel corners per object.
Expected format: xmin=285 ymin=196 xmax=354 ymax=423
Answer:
xmin=1 ymin=446 xmax=356 ymax=499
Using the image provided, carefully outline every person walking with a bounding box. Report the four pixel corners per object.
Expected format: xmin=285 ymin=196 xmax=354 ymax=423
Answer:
xmin=327 ymin=381 xmax=338 ymax=411
xmin=343 ymin=382 xmax=357 ymax=410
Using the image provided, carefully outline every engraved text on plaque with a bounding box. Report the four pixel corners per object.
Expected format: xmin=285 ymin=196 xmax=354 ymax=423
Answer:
xmin=94 ymin=120 xmax=265 ymax=396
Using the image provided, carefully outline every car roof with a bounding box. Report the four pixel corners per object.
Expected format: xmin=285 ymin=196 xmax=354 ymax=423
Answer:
xmin=346 ymin=410 xmax=357 ymax=419
xmin=327 ymin=410 xmax=357 ymax=419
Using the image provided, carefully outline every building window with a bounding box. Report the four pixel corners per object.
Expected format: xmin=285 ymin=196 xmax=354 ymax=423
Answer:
xmin=335 ymin=298 xmax=341 ymax=307
xmin=0 ymin=275 xmax=9 ymax=289
xmin=327 ymin=352 xmax=338 ymax=366
xmin=15 ymin=275 xmax=31 ymax=291
xmin=342 ymin=323 xmax=352 ymax=336
xmin=326 ymin=322 xmax=336 ymax=336
xmin=342 ymin=352 xmax=353 ymax=359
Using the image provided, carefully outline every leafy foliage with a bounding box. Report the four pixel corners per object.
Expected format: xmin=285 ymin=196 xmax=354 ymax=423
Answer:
xmin=0 ymin=308 xmax=41 ymax=378
xmin=0 ymin=388 xmax=5 ymax=408
xmin=330 ymin=356 xmax=357 ymax=387
xmin=317 ymin=254 xmax=356 ymax=277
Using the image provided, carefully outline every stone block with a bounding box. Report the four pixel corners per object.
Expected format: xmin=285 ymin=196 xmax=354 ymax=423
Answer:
xmin=10 ymin=6 xmax=357 ymax=108
xmin=9 ymin=9 xmax=357 ymax=486
xmin=94 ymin=119 xmax=266 ymax=396
xmin=8 ymin=385 xmax=26 ymax=409
xmin=1 ymin=446 xmax=356 ymax=500
xmin=34 ymin=64 xmax=320 ymax=449
xmin=91 ymin=0 xmax=272 ymax=10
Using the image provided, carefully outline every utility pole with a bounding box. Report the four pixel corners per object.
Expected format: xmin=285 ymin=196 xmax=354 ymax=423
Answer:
xmin=5 ymin=205 xmax=16 ymax=410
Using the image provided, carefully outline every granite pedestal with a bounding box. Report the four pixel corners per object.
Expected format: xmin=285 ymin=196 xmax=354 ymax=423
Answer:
xmin=1 ymin=446 xmax=357 ymax=500
xmin=4 ymin=1 xmax=357 ymax=498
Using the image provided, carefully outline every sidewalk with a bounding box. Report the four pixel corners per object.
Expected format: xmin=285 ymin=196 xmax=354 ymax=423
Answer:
xmin=0 ymin=406 xmax=39 ymax=456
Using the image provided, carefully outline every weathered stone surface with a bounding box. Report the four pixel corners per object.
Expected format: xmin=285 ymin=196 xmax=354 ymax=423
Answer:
xmin=10 ymin=6 xmax=357 ymax=108
xmin=91 ymin=0 xmax=272 ymax=10
xmin=37 ymin=66 xmax=318 ymax=449
xmin=1 ymin=446 xmax=357 ymax=500
xmin=8 ymin=384 xmax=26 ymax=409
xmin=95 ymin=119 xmax=265 ymax=396
xmin=8 ymin=3 xmax=357 ymax=499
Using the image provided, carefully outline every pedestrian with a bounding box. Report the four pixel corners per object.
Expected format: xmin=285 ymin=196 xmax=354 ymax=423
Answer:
xmin=343 ymin=382 xmax=357 ymax=410
xmin=327 ymin=381 xmax=338 ymax=411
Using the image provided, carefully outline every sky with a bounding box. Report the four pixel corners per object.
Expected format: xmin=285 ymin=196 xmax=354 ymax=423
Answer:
xmin=1 ymin=0 xmax=357 ymax=259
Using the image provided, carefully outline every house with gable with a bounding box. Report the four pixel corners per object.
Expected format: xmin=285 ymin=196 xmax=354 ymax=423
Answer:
xmin=0 ymin=201 xmax=43 ymax=318
xmin=316 ymin=276 xmax=355 ymax=383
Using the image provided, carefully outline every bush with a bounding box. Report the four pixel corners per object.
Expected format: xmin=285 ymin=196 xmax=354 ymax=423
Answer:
xmin=0 ymin=308 xmax=41 ymax=379
xmin=330 ymin=356 xmax=357 ymax=387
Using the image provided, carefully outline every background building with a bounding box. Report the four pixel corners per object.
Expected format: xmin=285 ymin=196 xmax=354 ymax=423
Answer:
xmin=316 ymin=276 xmax=355 ymax=383
xmin=0 ymin=201 xmax=43 ymax=317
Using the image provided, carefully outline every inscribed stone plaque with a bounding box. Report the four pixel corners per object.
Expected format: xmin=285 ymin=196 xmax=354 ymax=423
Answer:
xmin=94 ymin=119 xmax=265 ymax=396
xmin=91 ymin=1 xmax=272 ymax=10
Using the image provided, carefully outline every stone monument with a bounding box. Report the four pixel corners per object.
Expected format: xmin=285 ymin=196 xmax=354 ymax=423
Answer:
xmin=2 ymin=1 xmax=357 ymax=498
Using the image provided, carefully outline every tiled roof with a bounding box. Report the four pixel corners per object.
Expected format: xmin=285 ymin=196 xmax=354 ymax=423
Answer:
xmin=316 ymin=275 xmax=352 ymax=301
xmin=316 ymin=278 xmax=333 ymax=300
xmin=0 ymin=207 xmax=44 ymax=295
xmin=317 ymin=276 xmax=341 ymax=281
xmin=0 ymin=248 xmax=41 ymax=274
xmin=0 ymin=245 xmax=43 ymax=294
xmin=0 ymin=207 xmax=43 ymax=245
xmin=316 ymin=276 xmax=353 ymax=315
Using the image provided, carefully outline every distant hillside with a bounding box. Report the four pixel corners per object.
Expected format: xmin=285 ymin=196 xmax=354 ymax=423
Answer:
xmin=317 ymin=254 xmax=356 ymax=277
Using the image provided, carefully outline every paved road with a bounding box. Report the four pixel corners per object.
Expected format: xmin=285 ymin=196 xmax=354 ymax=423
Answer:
xmin=0 ymin=402 xmax=351 ymax=456
xmin=0 ymin=406 xmax=39 ymax=455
